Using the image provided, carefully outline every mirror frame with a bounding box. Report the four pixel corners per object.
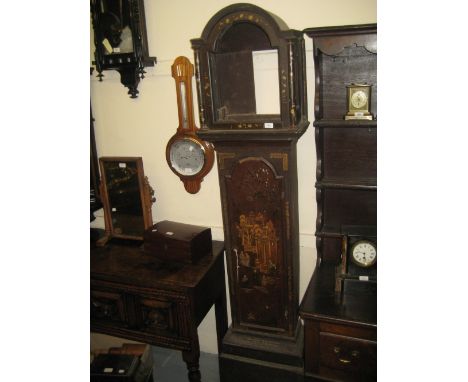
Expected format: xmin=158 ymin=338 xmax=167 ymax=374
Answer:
xmin=98 ymin=156 xmax=154 ymax=244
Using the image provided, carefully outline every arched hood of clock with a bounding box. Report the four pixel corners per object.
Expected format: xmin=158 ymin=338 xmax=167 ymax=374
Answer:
xmin=200 ymin=3 xmax=289 ymax=50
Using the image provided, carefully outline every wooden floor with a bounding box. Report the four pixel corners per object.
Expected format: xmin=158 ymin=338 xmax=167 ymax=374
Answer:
xmin=152 ymin=347 xmax=220 ymax=382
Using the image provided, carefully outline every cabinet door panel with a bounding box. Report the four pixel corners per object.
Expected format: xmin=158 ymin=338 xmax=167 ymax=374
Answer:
xmin=225 ymin=157 xmax=288 ymax=333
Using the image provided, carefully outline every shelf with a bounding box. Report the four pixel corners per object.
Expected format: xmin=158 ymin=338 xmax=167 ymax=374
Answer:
xmin=315 ymin=225 xmax=342 ymax=238
xmin=299 ymin=262 xmax=376 ymax=326
xmin=301 ymin=26 xmax=377 ymax=380
xmin=316 ymin=178 xmax=376 ymax=190
xmin=313 ymin=119 xmax=377 ymax=128
xmin=316 ymin=224 xmax=377 ymax=238
xmin=304 ymin=24 xmax=377 ymax=38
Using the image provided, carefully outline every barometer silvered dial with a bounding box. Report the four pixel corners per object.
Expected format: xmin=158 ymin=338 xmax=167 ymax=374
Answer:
xmin=169 ymin=138 xmax=205 ymax=176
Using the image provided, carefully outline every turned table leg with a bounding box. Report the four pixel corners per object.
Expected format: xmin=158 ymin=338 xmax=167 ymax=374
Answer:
xmin=182 ymin=346 xmax=201 ymax=382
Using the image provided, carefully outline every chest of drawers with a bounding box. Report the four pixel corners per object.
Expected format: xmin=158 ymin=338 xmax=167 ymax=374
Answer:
xmin=300 ymin=264 xmax=376 ymax=381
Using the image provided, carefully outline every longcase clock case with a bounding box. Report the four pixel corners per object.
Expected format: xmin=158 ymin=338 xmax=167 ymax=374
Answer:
xmin=191 ymin=3 xmax=308 ymax=381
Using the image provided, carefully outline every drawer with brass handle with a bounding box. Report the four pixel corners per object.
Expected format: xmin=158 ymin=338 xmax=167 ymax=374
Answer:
xmin=320 ymin=332 xmax=376 ymax=375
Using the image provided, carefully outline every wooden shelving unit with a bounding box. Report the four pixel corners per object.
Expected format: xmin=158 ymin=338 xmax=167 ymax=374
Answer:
xmin=300 ymin=24 xmax=377 ymax=382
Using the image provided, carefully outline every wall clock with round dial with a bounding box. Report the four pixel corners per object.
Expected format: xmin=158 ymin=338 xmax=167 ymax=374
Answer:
xmin=166 ymin=56 xmax=214 ymax=193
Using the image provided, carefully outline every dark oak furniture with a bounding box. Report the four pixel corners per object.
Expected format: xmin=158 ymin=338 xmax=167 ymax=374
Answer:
xmin=143 ymin=220 xmax=212 ymax=264
xmin=191 ymin=4 xmax=308 ymax=381
xmin=91 ymin=240 xmax=228 ymax=382
xmin=300 ymin=264 xmax=376 ymax=381
xmin=299 ymin=24 xmax=377 ymax=381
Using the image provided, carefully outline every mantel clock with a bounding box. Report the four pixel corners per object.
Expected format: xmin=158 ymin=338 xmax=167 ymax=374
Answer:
xmin=335 ymin=225 xmax=377 ymax=295
xmin=91 ymin=0 xmax=156 ymax=98
xmin=345 ymin=83 xmax=373 ymax=120
xmin=191 ymin=3 xmax=308 ymax=380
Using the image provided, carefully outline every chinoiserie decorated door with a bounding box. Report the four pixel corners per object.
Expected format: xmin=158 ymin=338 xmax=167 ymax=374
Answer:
xmin=216 ymin=142 xmax=300 ymax=337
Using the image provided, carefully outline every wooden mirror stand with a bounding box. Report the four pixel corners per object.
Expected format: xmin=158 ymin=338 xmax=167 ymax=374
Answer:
xmin=97 ymin=157 xmax=155 ymax=246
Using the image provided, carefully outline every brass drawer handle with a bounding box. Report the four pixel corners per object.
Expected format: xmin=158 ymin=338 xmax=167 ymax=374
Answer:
xmin=333 ymin=346 xmax=360 ymax=364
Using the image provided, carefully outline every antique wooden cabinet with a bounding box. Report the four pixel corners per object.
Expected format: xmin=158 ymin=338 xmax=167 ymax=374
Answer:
xmin=191 ymin=4 xmax=309 ymax=381
xmin=299 ymin=24 xmax=377 ymax=381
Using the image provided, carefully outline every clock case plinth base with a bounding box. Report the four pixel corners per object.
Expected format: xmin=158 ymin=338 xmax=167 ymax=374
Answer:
xmin=219 ymin=324 xmax=304 ymax=382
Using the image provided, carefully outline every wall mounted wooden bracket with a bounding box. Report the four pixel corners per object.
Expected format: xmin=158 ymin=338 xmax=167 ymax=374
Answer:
xmin=91 ymin=0 xmax=156 ymax=98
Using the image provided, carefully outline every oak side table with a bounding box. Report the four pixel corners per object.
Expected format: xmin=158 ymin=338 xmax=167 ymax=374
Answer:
xmin=91 ymin=240 xmax=228 ymax=382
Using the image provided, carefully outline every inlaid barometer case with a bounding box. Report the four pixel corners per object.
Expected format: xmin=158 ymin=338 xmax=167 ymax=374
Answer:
xmin=191 ymin=3 xmax=308 ymax=380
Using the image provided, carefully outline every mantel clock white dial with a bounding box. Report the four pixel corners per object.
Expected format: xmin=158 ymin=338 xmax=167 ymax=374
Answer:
xmin=350 ymin=240 xmax=377 ymax=268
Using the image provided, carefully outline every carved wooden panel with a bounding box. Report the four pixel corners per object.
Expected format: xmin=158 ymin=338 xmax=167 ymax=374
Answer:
xmin=91 ymin=290 xmax=126 ymax=324
xmin=139 ymin=298 xmax=175 ymax=333
xmin=135 ymin=293 xmax=190 ymax=340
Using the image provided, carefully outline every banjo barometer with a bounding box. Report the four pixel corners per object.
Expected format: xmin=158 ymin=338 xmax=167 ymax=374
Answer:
xmin=166 ymin=56 xmax=214 ymax=194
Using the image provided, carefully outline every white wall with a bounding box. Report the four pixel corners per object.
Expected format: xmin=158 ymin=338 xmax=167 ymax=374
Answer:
xmin=90 ymin=0 xmax=377 ymax=354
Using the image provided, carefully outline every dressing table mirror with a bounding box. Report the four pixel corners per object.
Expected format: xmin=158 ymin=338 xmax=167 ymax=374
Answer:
xmin=98 ymin=157 xmax=155 ymax=245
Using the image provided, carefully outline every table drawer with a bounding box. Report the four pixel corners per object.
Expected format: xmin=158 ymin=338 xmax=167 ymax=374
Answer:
xmin=134 ymin=293 xmax=190 ymax=340
xmin=320 ymin=332 xmax=376 ymax=378
xmin=91 ymin=290 xmax=127 ymax=324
